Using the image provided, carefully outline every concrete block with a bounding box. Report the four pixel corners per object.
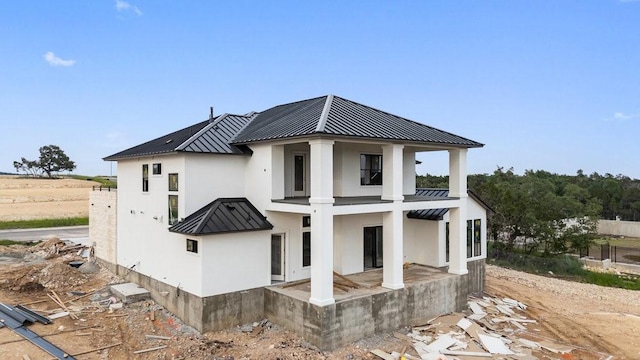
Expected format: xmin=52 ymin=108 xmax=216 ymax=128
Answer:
xmin=110 ymin=282 xmax=151 ymax=304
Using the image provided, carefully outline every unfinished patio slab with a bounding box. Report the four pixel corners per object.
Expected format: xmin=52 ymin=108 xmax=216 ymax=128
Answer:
xmin=264 ymin=263 xmax=482 ymax=350
xmin=110 ymin=282 xmax=151 ymax=304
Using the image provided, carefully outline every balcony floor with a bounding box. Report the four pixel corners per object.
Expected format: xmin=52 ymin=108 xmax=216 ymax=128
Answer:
xmin=272 ymin=195 xmax=458 ymax=206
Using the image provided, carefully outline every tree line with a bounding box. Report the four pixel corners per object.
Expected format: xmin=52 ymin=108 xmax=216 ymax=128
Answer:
xmin=417 ymin=168 xmax=640 ymax=254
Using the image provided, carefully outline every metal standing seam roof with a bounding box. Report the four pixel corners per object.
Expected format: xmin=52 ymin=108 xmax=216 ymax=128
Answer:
xmin=103 ymin=113 xmax=256 ymax=161
xmin=168 ymin=198 xmax=273 ymax=235
xmin=232 ymin=95 xmax=483 ymax=148
xmin=407 ymin=188 xmax=493 ymax=221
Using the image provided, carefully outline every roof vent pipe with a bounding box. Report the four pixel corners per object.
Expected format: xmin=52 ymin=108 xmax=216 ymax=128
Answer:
xmin=209 ymin=106 xmax=214 ymax=121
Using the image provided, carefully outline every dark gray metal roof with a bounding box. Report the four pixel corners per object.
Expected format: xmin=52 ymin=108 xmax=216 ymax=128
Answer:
xmin=407 ymin=188 xmax=493 ymax=221
xmin=232 ymin=95 xmax=483 ymax=147
xmin=169 ymin=198 xmax=273 ymax=235
xmin=407 ymin=188 xmax=453 ymax=220
xmin=104 ymin=113 xmax=256 ymax=161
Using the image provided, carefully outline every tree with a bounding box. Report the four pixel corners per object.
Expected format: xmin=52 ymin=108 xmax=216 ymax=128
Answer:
xmin=13 ymin=145 xmax=76 ymax=178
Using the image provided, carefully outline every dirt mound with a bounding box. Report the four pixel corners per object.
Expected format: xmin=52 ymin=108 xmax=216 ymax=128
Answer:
xmin=7 ymin=262 xmax=89 ymax=292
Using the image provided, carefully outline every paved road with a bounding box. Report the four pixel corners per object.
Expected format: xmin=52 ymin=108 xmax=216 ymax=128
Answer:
xmin=0 ymin=226 xmax=89 ymax=243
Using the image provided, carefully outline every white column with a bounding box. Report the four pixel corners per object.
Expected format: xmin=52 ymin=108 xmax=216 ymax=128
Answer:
xmin=448 ymin=149 xmax=467 ymax=198
xmin=448 ymin=148 xmax=468 ymax=275
xmin=309 ymin=139 xmax=335 ymax=306
xmin=271 ymin=145 xmax=284 ymax=200
xmin=382 ymin=144 xmax=404 ymax=201
xmin=382 ymin=206 xmax=404 ymax=289
xmin=448 ymin=200 xmax=468 ymax=275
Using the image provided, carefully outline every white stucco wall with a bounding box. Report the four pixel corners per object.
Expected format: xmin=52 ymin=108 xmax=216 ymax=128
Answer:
xmin=116 ymin=156 xmax=203 ymax=295
xmin=199 ymin=231 xmax=271 ymax=296
xmin=403 ymin=216 xmax=440 ymax=266
xmin=266 ymin=211 xmax=312 ymax=282
xmin=334 ymin=213 xmax=383 ymax=275
xmin=184 ymin=153 xmax=247 ymax=214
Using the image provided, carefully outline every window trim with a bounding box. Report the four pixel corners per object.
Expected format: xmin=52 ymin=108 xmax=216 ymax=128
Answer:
xmin=302 ymin=231 xmax=311 ymax=267
xmin=473 ymin=219 xmax=482 ymax=257
xmin=142 ymin=164 xmax=149 ymax=192
xmin=152 ymin=163 xmax=162 ymax=175
xmin=168 ymin=195 xmax=179 ymax=225
xmin=360 ymin=153 xmax=383 ymax=186
xmin=186 ymin=238 xmax=198 ymax=254
xmin=168 ymin=173 xmax=179 ymax=192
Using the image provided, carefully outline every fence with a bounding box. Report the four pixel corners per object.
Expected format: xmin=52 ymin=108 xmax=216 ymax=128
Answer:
xmin=579 ymin=244 xmax=640 ymax=265
xmin=92 ymin=185 xmax=116 ymax=192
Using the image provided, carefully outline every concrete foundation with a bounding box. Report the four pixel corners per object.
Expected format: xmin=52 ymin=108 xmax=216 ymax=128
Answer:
xmin=99 ymin=259 xmax=485 ymax=349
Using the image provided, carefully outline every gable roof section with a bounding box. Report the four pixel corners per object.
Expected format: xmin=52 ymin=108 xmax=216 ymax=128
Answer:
xmin=168 ymin=198 xmax=273 ymax=235
xmin=407 ymin=188 xmax=493 ymax=221
xmin=232 ymin=95 xmax=483 ymax=147
xmin=104 ymin=113 xmax=256 ymax=161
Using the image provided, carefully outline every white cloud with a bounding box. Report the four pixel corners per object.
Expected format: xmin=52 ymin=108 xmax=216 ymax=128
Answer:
xmin=43 ymin=52 xmax=76 ymax=67
xmin=605 ymin=112 xmax=639 ymax=121
xmin=115 ymin=0 xmax=142 ymax=16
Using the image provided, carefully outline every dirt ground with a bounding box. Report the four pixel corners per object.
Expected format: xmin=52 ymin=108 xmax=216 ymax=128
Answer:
xmin=1 ymin=176 xmax=639 ymax=359
xmin=0 ymin=176 xmax=98 ymax=221
xmin=1 ymin=242 xmax=637 ymax=359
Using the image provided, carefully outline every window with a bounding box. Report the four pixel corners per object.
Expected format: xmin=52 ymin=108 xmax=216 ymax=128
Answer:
xmin=302 ymin=231 xmax=311 ymax=267
xmin=186 ymin=239 xmax=198 ymax=253
xmin=168 ymin=195 xmax=179 ymax=225
xmin=360 ymin=154 xmax=382 ymax=186
xmin=152 ymin=163 xmax=162 ymax=175
xmin=445 ymin=222 xmax=450 ymax=263
xmin=473 ymin=219 xmax=482 ymax=257
xmin=168 ymin=173 xmax=178 ymax=191
xmin=142 ymin=164 xmax=149 ymax=192
xmin=467 ymin=220 xmax=473 ymax=258
xmin=302 ymin=216 xmax=311 ymax=228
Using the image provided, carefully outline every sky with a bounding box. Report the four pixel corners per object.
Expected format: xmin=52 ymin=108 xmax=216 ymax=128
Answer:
xmin=1 ymin=1 xmax=639 ymax=178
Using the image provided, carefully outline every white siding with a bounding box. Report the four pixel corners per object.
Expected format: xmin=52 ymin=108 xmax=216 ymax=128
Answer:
xmin=266 ymin=211 xmax=312 ymax=282
xmin=334 ymin=213 xmax=383 ymax=275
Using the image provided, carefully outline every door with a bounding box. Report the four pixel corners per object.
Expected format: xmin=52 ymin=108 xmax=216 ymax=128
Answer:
xmin=363 ymin=226 xmax=383 ymax=269
xmin=293 ymin=153 xmax=307 ymax=197
xmin=271 ymin=234 xmax=285 ymax=281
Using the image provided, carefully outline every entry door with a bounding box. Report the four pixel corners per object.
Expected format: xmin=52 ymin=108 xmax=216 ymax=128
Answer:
xmin=363 ymin=226 xmax=383 ymax=269
xmin=293 ymin=153 xmax=307 ymax=197
xmin=271 ymin=234 xmax=285 ymax=281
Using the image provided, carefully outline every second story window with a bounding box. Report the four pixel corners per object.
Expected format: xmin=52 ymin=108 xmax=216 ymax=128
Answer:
xmin=168 ymin=173 xmax=178 ymax=191
xmin=142 ymin=164 xmax=149 ymax=192
xmin=360 ymin=154 xmax=382 ymax=186
xmin=168 ymin=195 xmax=179 ymax=225
xmin=152 ymin=163 xmax=162 ymax=175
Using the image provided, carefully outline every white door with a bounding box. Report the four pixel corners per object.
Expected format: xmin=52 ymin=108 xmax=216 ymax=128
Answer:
xmin=292 ymin=153 xmax=307 ymax=197
xmin=271 ymin=234 xmax=285 ymax=281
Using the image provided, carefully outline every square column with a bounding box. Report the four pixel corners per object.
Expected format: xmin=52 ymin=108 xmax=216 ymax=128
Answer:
xmin=448 ymin=149 xmax=468 ymax=198
xmin=448 ymin=148 xmax=469 ymax=275
xmin=448 ymin=200 xmax=468 ymax=275
xmin=309 ymin=139 xmax=335 ymax=306
xmin=382 ymin=207 xmax=404 ymax=289
xmin=382 ymin=144 xmax=404 ymax=201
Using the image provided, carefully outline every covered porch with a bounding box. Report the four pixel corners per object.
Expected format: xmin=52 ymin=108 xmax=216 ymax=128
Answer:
xmin=264 ymin=260 xmax=485 ymax=350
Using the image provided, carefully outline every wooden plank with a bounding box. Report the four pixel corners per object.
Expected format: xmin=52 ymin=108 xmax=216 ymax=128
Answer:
xmin=441 ymin=350 xmax=492 ymax=357
xmin=133 ymin=345 xmax=167 ymax=354
xmin=333 ymin=271 xmax=361 ymax=288
xmin=370 ymin=349 xmax=395 ymax=360
xmin=145 ymin=334 xmax=171 ymax=340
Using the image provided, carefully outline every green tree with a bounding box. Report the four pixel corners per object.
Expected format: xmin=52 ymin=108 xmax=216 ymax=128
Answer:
xmin=13 ymin=145 xmax=76 ymax=178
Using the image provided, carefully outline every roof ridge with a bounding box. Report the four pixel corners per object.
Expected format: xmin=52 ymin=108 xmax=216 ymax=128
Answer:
xmin=175 ymin=114 xmax=227 ymax=151
xmin=195 ymin=200 xmax=219 ymax=234
xmin=315 ymin=94 xmax=333 ymax=133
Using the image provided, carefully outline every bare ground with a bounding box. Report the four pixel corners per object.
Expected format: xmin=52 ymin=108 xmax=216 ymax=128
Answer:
xmin=1 ymin=176 xmax=639 ymax=359
xmin=0 ymin=176 xmax=98 ymax=221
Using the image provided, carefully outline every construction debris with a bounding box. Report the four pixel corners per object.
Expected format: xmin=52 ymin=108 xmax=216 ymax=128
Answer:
xmin=372 ymin=293 xmax=583 ymax=360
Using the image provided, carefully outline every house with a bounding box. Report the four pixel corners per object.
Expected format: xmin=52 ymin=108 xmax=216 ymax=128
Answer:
xmin=95 ymin=94 xmax=486 ymax=349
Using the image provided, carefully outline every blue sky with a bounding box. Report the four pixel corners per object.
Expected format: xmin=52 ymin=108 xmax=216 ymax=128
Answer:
xmin=1 ymin=1 xmax=639 ymax=178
